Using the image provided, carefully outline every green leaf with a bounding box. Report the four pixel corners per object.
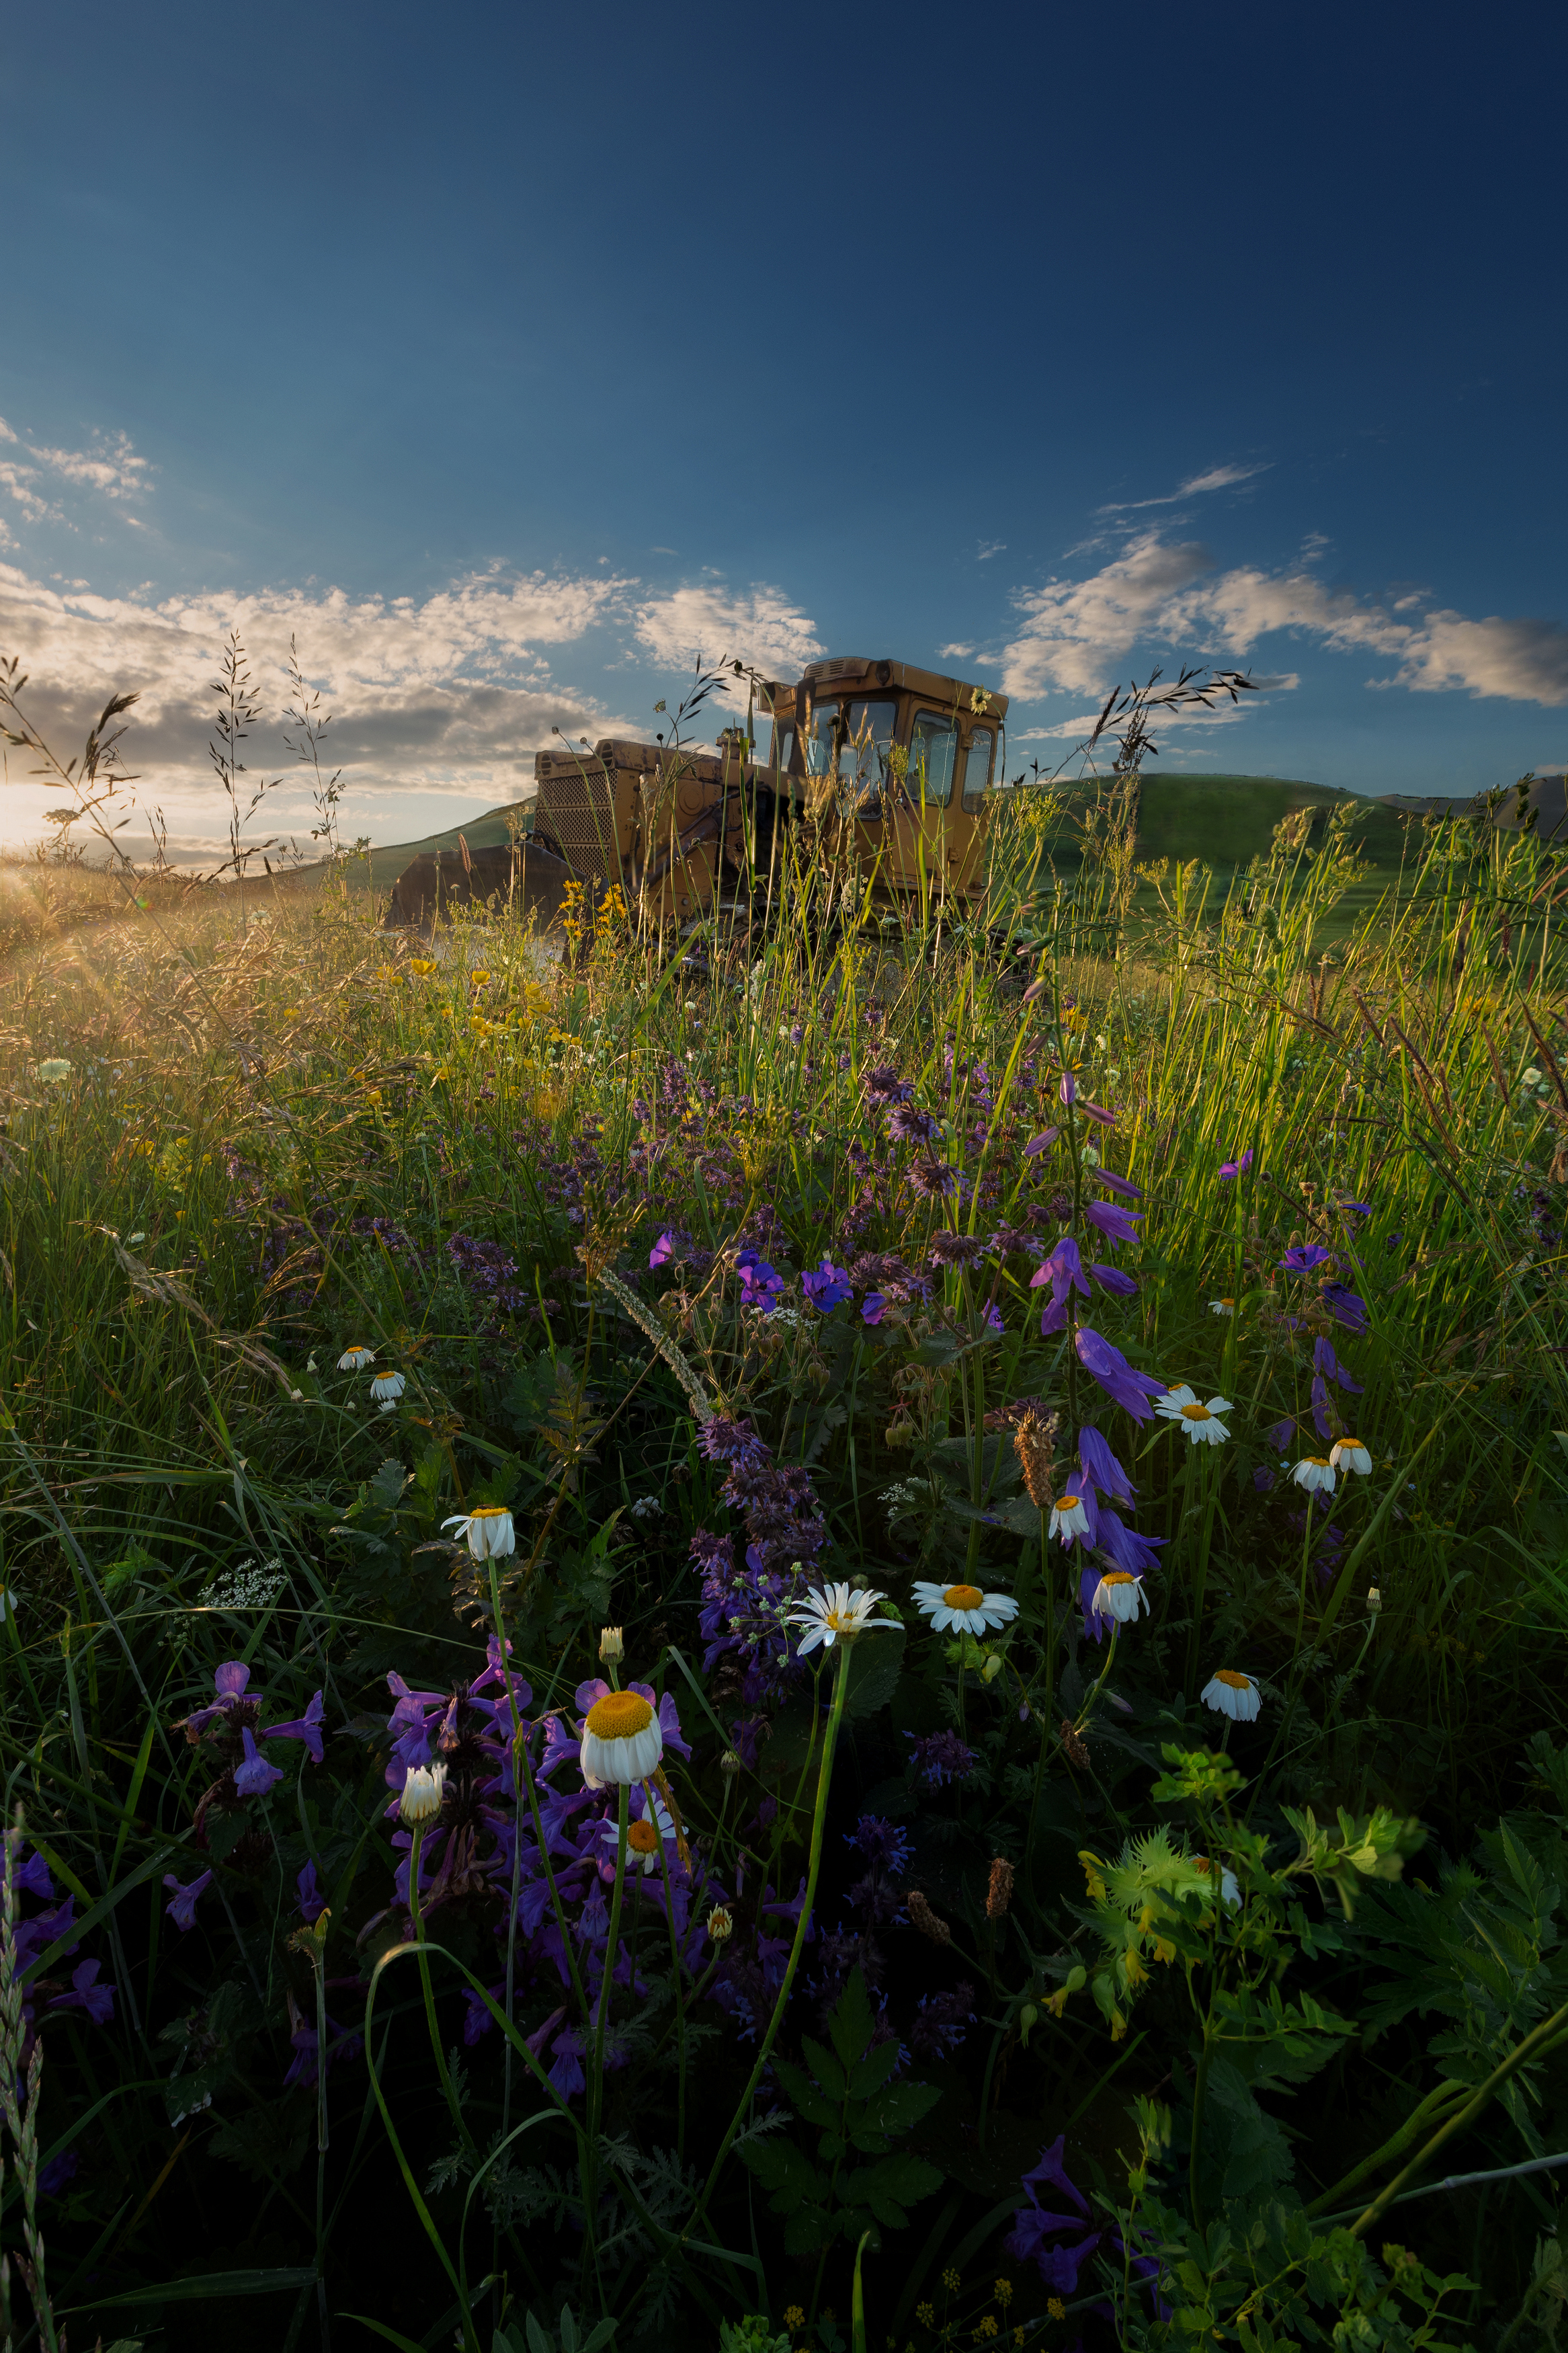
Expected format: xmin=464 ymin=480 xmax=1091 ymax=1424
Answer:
xmin=828 ymin=1967 xmax=876 ymax=2071
xmin=847 ymin=2152 xmax=944 ymax=2227
xmin=843 ymin=1630 xmax=904 ymax=1722
xmin=773 ymin=2055 xmax=841 ymax=2129
xmin=847 ymin=2038 xmax=901 ymax=2102
xmin=854 ymin=2078 xmax=942 ymax=2150
xmin=783 ymin=2203 xmax=835 ymax=2256
xmin=798 ymin=2035 xmax=848 ymax=2102
xmin=69 ymin=2268 xmax=317 ymax=2310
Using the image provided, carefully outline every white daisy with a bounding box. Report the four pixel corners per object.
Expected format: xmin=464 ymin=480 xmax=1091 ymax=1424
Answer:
xmin=1196 ymin=1854 xmax=1241 ymax=1908
xmin=785 ymin=1581 xmax=897 ymax=1656
xmin=1089 ymin=1570 xmax=1148 ymax=1624
xmin=399 ymin=1762 xmax=448 ymax=1825
xmin=581 ymin=1690 xmax=665 ymax=1787
xmin=1201 ymin=1670 xmax=1262 ymax=1722
xmin=370 ymin=1370 xmax=405 ymax=1410
xmin=911 ymin=1581 xmax=1020 ymax=1636
xmin=1290 ymin=1456 xmax=1335 ymax=1496
xmin=1330 ymin=1436 xmax=1372 ymax=1476
xmin=1155 ymin=1386 xmax=1233 ymax=1444
xmin=1048 ymin=1492 xmax=1092 ymax=1545
xmin=337 ymin=1343 xmax=376 ymax=1371
xmin=1208 ymin=1298 xmax=1235 ymax=1317
xmin=442 ymin=1505 xmax=516 ymax=1560
xmin=601 ymin=1792 xmax=677 ymax=1875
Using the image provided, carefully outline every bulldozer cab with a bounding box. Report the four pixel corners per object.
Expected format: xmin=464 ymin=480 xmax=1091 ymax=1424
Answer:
xmin=526 ymin=653 xmax=1007 ymax=932
xmin=766 ymin=656 xmax=1007 ymax=899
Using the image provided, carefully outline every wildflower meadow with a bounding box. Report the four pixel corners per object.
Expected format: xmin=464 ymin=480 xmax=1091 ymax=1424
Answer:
xmin=0 ymin=668 xmax=1565 ymax=2353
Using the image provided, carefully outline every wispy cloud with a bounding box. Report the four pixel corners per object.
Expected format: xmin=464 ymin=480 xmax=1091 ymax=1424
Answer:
xmin=1001 ymin=530 xmax=1568 ymax=709
xmin=0 ymin=422 xmax=153 ymax=534
xmin=632 ymin=580 xmax=823 ymax=677
xmin=977 ymin=541 xmax=1006 ymax=561
xmin=1098 ymin=461 xmax=1272 ymax=516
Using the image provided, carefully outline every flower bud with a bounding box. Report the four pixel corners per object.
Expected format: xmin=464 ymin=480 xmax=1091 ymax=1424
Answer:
xmin=399 ymin=1763 xmax=448 ymax=1826
xmin=981 ymin=1654 xmax=1003 ymax=1685
xmin=598 ymin=1625 xmax=624 ymax=1663
xmin=1366 ymin=1586 xmax=1382 ymax=1615
xmin=1018 ymin=2001 xmax=1039 ymax=2046
xmin=720 ymin=1749 xmax=743 ymax=1776
xmin=706 ymin=1905 xmax=735 ymax=1944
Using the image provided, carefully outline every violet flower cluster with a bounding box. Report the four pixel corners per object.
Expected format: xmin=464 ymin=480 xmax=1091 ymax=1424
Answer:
xmin=692 ymin=1416 xmax=831 ymax=1706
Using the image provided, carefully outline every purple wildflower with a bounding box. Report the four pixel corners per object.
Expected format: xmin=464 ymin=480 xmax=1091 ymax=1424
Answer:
xmin=802 ymin=1258 xmax=852 ymax=1311
xmin=1323 ymin=1282 xmax=1369 ymax=1334
xmin=910 ymin=1983 xmax=976 ymax=2061
xmin=1090 ymin=1261 xmax=1139 ymax=1297
xmin=1280 ymin=1244 xmax=1333 ymax=1273
xmin=1059 ymin=1073 xmax=1077 ymax=1105
xmin=848 ymin=1817 xmax=913 ymax=1873
xmin=48 ymin=1960 xmax=114 ymax=2027
xmin=1267 ymin=1415 xmax=1296 ymax=1453
xmin=1310 ymin=1374 xmax=1335 ymax=1441
xmin=1085 ymin=1198 xmax=1141 ymax=1249
xmin=1253 ymin=1465 xmax=1275 ymax=1492
xmin=296 ymin=1862 xmax=327 ymax=1925
xmin=905 ymin=1730 xmax=975 ymax=1788
xmin=864 ymin=1065 xmax=913 ymax=1105
xmin=1024 ymin=1128 xmax=1061 ymax=1158
xmin=1219 ymin=1148 xmax=1255 ymax=1180
xmin=163 ymin=1870 xmax=213 ymax=1932
xmin=1313 ymin=1335 xmax=1364 ymax=1394
xmin=1079 ymin=1425 xmax=1135 ymax=1505
xmin=649 ymin=1229 xmax=676 ymax=1269
xmin=1096 ymin=1510 xmax=1165 ymax=1580
xmin=263 ymin=1689 xmax=325 ymax=1765
xmin=1095 ymin=1169 xmax=1143 ymax=1199
xmin=1006 ymin=2135 xmax=1102 ymax=2292
xmin=698 ymin=1415 xmax=769 ymax=1471
xmin=862 ymin=1291 xmax=889 ymax=1325
xmin=37 ymin=2153 xmax=77 ymax=2198
xmin=888 ymin=1104 xmax=940 ymax=1144
xmin=1079 ymin=1100 xmax=1116 ymax=1127
xmin=284 ymin=2007 xmax=363 ymax=2091
xmin=1031 ymin=1235 xmax=1090 ymax=1302
xmin=736 ymin=1249 xmax=786 ymax=1313
xmin=235 ymin=1727 xmax=284 ymax=1798
xmin=1075 ymin=1326 xmax=1165 ymax=1422
xmin=907 ymin=1156 xmax=960 ymax=1200
xmin=183 ymin=1661 xmax=253 ymax=1737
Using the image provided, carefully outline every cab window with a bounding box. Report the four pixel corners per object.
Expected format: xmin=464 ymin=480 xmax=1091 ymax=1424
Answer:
xmin=804 ymin=698 xmax=899 ymax=789
xmin=961 ymin=729 xmax=994 ymax=810
xmin=909 ymin=710 xmax=958 ymax=806
xmin=772 ymin=725 xmax=796 ymax=772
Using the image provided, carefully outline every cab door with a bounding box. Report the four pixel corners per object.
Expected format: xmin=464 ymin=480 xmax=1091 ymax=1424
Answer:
xmin=886 ymin=707 xmax=959 ymax=890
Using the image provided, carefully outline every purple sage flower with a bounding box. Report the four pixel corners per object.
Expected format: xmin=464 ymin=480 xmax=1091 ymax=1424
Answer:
xmin=48 ymin=1960 xmax=114 ymax=2027
xmin=910 ymin=1983 xmax=976 ymax=2061
xmin=163 ymin=1870 xmax=213 ymax=1932
xmin=1006 ymin=2135 xmax=1102 ymax=2292
xmin=888 ymin=1103 xmax=940 ymax=1144
xmin=297 ymin=1862 xmax=327 ymax=1924
xmin=905 ymin=1730 xmax=975 ymax=1788
xmin=235 ymin=1727 xmax=284 ymax=1798
xmin=263 ymin=1689 xmax=325 ymax=1765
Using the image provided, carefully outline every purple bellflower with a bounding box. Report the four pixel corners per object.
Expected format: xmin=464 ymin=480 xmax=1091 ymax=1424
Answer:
xmin=1219 ymin=1148 xmax=1255 ymax=1180
xmin=1090 ymin=1261 xmax=1139 ymax=1297
xmin=1024 ymin=1128 xmax=1061 ymax=1159
xmin=1095 ymin=1169 xmax=1143 ymax=1199
xmin=1006 ymin=2135 xmax=1103 ymax=2292
xmin=163 ymin=1871 xmax=213 ymax=1932
xmin=1085 ymin=1197 xmax=1141 ymax=1250
xmin=1323 ymin=1282 xmax=1369 ymax=1334
xmin=1313 ymin=1335 xmax=1364 ymax=1394
xmin=1075 ymin=1327 xmax=1165 ymax=1422
xmin=1079 ymin=1425 xmax=1135 ymax=1505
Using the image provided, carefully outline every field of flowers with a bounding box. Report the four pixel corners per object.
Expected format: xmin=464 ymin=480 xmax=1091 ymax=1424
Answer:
xmin=0 ymin=776 xmax=1565 ymax=2353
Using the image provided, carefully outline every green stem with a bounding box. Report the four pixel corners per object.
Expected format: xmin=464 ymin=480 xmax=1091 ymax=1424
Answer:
xmin=408 ymin=1821 xmax=470 ymax=2155
xmin=686 ymin=1634 xmax=859 ymax=2239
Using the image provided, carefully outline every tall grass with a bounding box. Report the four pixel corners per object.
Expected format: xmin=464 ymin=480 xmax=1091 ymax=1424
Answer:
xmin=0 ymin=770 xmax=1563 ymax=2350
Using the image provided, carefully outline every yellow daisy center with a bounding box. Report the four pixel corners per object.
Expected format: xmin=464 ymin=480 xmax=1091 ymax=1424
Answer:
xmin=468 ymin=1505 xmax=509 ymax=1521
xmin=1338 ymin=1437 xmax=1361 ymax=1449
xmin=1099 ymin=1570 xmax=1133 ymax=1588
xmin=1181 ymin=1402 xmax=1212 ymax=1421
xmin=585 ymin=1691 xmax=655 ymax=1741
xmin=1059 ymin=1493 xmax=1081 ymax=1510
xmin=942 ymin=1584 xmax=984 ymax=1610
xmin=1304 ymin=1456 xmax=1330 ymax=1468
xmin=1214 ymin=1669 xmax=1252 ymax=1690
xmin=626 ymin=1820 xmax=659 ymax=1855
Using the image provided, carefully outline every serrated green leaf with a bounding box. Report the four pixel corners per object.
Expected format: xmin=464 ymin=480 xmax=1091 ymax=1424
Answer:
xmin=847 ymin=2039 xmax=901 ymax=2102
xmin=828 ymin=1967 xmax=876 ymax=2070
xmin=799 ymin=2034 xmax=848 ymax=2102
xmin=783 ymin=2204 xmax=835 ymax=2256
xmin=773 ymin=2055 xmax=840 ymax=2130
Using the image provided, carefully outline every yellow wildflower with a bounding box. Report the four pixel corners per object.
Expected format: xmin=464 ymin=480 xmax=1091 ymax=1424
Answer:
xmin=994 ymin=2279 xmax=1014 ymax=2306
xmin=783 ymin=2309 xmax=804 ymax=2330
xmin=1048 ymin=2298 xmax=1066 ymax=2321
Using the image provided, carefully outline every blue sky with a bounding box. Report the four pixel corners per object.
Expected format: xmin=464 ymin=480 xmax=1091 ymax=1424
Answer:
xmin=1 ymin=0 xmax=1565 ymax=855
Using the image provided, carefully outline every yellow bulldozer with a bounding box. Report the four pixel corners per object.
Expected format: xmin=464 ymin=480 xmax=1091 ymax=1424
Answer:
xmin=500 ymin=653 xmax=1009 ymax=934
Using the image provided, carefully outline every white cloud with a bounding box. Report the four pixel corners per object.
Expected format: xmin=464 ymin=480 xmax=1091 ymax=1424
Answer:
xmin=1001 ymin=531 xmax=1568 ymax=709
xmin=0 ymin=561 xmax=635 ymax=854
xmin=632 ymin=581 xmax=824 ymax=678
xmin=28 ymin=432 xmax=150 ymax=502
xmin=1100 ymin=461 xmax=1271 ymax=515
xmin=938 ymin=641 xmax=975 ymax=660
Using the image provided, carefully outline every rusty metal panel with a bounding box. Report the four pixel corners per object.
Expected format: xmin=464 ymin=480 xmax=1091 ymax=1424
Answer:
xmin=533 ymin=759 xmax=620 ymax=880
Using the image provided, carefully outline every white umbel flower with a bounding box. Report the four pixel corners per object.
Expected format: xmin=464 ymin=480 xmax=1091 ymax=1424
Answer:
xmin=400 ymin=1762 xmax=448 ymax=1825
xmin=442 ymin=1505 xmax=516 ymax=1559
xmin=911 ymin=1581 xmax=1020 ymax=1636
xmin=370 ymin=1371 xmax=405 ymax=1410
xmin=602 ymin=1792 xmax=676 ymax=1874
xmin=1290 ymin=1456 xmax=1335 ymax=1496
xmin=581 ymin=1690 xmax=664 ymax=1788
xmin=1201 ymin=1670 xmax=1262 ymax=1722
xmin=1155 ymin=1386 xmax=1233 ymax=1444
xmin=337 ymin=1343 xmax=376 ymax=1371
xmin=785 ymin=1581 xmax=896 ymax=1657
xmin=1089 ymin=1570 xmax=1148 ymax=1624
xmin=1330 ymin=1436 xmax=1372 ymax=1476
xmin=1048 ymin=1493 xmax=1092 ymax=1545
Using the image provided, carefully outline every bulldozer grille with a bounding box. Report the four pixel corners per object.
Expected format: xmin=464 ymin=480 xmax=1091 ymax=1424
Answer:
xmin=535 ymin=766 xmax=620 ymax=881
